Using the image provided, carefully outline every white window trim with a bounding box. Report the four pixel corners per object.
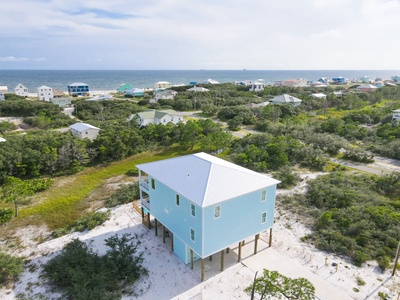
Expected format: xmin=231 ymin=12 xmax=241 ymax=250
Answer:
xmin=190 ymin=228 xmax=195 ymax=242
xmin=214 ymin=204 xmax=221 ymax=219
xmin=190 ymin=203 xmax=196 ymax=217
xmin=261 ymin=189 xmax=267 ymax=202
xmin=261 ymin=211 xmax=267 ymax=224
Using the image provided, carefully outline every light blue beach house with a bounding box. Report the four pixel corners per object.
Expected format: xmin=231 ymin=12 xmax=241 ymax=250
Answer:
xmin=136 ymin=153 xmax=280 ymax=280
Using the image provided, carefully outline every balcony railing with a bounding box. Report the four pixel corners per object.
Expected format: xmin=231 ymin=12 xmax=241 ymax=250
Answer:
xmin=141 ymin=197 xmax=150 ymax=210
xmin=140 ymin=179 xmax=149 ymax=190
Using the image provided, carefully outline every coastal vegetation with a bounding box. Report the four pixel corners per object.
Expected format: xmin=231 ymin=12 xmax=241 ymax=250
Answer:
xmin=1 ymin=81 xmax=400 ymax=293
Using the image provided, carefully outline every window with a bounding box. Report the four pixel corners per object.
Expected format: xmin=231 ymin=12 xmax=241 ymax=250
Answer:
xmin=214 ymin=205 xmax=221 ymax=218
xmin=261 ymin=211 xmax=267 ymax=224
xmin=191 ymin=204 xmax=196 ymax=217
xmin=190 ymin=228 xmax=195 ymax=241
xmin=176 ymin=194 xmax=180 ymax=206
xmin=151 ymin=178 xmax=155 ymax=189
xmin=261 ymin=190 xmax=267 ymax=202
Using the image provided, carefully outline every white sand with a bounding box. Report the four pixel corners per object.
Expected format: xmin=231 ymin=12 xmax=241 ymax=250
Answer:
xmin=1 ymin=172 xmax=399 ymax=299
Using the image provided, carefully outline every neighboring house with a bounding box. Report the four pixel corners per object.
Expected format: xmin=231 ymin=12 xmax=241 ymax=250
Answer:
xmin=69 ymin=122 xmax=100 ymax=140
xmin=332 ymin=77 xmax=346 ymax=84
xmin=282 ymin=78 xmax=308 ymax=87
xmin=37 ymin=85 xmax=54 ymax=101
xmin=124 ymin=88 xmax=145 ymax=97
xmin=187 ymin=86 xmax=209 ymax=92
xmin=373 ymin=81 xmax=385 ymax=88
xmin=311 ymin=93 xmax=327 ymax=99
xmin=392 ymin=109 xmax=400 ymax=123
xmin=359 ymin=76 xmax=370 ymax=83
xmin=246 ymin=79 xmax=265 ymax=92
xmin=356 ymin=84 xmax=378 ymax=93
xmin=318 ymin=77 xmax=328 ymax=84
xmin=51 ymin=97 xmax=71 ymax=108
xmin=14 ymin=83 xmax=28 ymax=97
xmin=270 ymin=94 xmax=302 ymax=106
xmin=203 ymin=78 xmax=220 ymax=84
xmin=154 ymin=81 xmax=171 ymax=89
xmin=0 ymin=137 xmax=6 ymax=142
xmin=0 ymin=86 xmax=8 ymax=93
xmin=333 ymin=91 xmax=344 ymax=97
xmin=68 ymin=82 xmax=90 ymax=96
xmin=117 ymin=83 xmax=132 ymax=93
xmin=137 ymin=152 xmax=280 ymax=280
xmin=53 ymin=89 xmax=65 ymax=98
xmin=152 ymin=89 xmax=178 ymax=103
xmin=87 ymin=94 xmax=112 ymax=101
xmin=391 ymin=75 xmax=400 ymax=83
xmin=0 ymin=91 xmax=5 ymax=101
xmin=130 ymin=109 xmax=183 ymax=127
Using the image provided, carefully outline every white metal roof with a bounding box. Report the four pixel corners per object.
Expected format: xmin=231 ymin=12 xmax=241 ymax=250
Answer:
xmin=136 ymin=152 xmax=280 ymax=207
xmin=69 ymin=82 xmax=88 ymax=86
xmin=271 ymin=94 xmax=302 ymax=103
xmin=69 ymin=122 xmax=100 ymax=132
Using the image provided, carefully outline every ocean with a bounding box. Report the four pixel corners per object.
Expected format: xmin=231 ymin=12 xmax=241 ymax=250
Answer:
xmin=0 ymin=70 xmax=399 ymax=92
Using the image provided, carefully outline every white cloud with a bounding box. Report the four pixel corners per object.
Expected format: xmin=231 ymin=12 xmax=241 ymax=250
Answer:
xmin=0 ymin=56 xmax=29 ymax=62
xmin=0 ymin=0 xmax=400 ymax=69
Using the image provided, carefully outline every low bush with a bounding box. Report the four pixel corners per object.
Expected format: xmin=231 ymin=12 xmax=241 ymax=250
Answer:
xmin=0 ymin=252 xmax=25 ymax=287
xmin=0 ymin=208 xmax=13 ymax=224
xmin=105 ymin=183 xmax=139 ymax=208
xmin=43 ymin=234 xmax=146 ymax=299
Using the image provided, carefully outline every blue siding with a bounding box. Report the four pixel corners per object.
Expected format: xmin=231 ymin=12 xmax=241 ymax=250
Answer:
xmin=173 ymin=236 xmax=187 ymax=263
xmin=146 ymin=177 xmax=203 ymax=257
xmin=202 ymin=185 xmax=277 ymax=257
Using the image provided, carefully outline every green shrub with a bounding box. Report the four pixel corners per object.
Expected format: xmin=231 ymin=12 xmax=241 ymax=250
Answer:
xmin=105 ymin=183 xmax=139 ymax=208
xmin=51 ymin=211 xmax=109 ymax=238
xmin=72 ymin=211 xmax=110 ymax=232
xmin=0 ymin=252 xmax=25 ymax=287
xmin=0 ymin=208 xmax=13 ymax=224
xmin=126 ymin=168 xmax=139 ymax=177
xmin=43 ymin=234 xmax=146 ymax=299
xmin=27 ymin=178 xmax=53 ymax=192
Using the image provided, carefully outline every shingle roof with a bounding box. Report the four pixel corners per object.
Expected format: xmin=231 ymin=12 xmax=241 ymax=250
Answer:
xmin=137 ymin=152 xmax=280 ymax=207
xmin=69 ymin=122 xmax=100 ymax=132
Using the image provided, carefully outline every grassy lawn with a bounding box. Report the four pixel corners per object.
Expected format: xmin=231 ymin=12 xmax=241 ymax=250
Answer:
xmin=8 ymin=146 xmax=192 ymax=230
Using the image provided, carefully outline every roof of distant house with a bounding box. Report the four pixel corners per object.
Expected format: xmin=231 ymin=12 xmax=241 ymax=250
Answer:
xmin=187 ymin=86 xmax=209 ymax=92
xmin=37 ymin=85 xmax=52 ymax=89
xmin=53 ymin=89 xmax=65 ymax=96
xmin=357 ymin=84 xmax=378 ymax=89
xmin=69 ymin=122 xmax=100 ymax=132
xmin=69 ymin=82 xmax=88 ymax=86
xmin=137 ymin=152 xmax=280 ymax=207
xmin=270 ymin=94 xmax=302 ymax=103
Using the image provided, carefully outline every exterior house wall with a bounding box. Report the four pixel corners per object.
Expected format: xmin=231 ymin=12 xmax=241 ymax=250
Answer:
xmin=142 ymin=176 xmax=203 ymax=259
xmin=68 ymin=84 xmax=89 ymax=96
xmin=37 ymin=86 xmax=54 ymax=101
xmin=0 ymin=91 xmax=4 ymax=101
xmin=70 ymin=128 xmax=99 ymax=140
xmin=202 ymin=185 xmax=276 ymax=257
xmin=14 ymin=84 xmax=28 ymax=97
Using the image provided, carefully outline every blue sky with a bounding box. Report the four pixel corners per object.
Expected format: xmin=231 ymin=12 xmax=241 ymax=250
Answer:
xmin=1 ymin=0 xmax=400 ymax=70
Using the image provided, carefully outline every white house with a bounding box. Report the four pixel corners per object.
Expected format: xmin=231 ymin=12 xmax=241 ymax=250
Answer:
xmin=69 ymin=122 xmax=100 ymax=141
xmin=37 ymin=85 xmax=54 ymax=101
xmin=203 ymin=79 xmax=220 ymax=84
xmin=0 ymin=86 xmax=8 ymax=93
xmin=246 ymin=79 xmax=265 ymax=92
xmin=153 ymin=89 xmax=178 ymax=103
xmin=0 ymin=137 xmax=6 ymax=142
xmin=0 ymin=91 xmax=5 ymax=101
xmin=392 ymin=109 xmax=400 ymax=123
xmin=311 ymin=93 xmax=327 ymax=99
xmin=270 ymin=94 xmax=302 ymax=106
xmin=130 ymin=109 xmax=183 ymax=127
xmin=14 ymin=84 xmax=29 ymax=97
xmin=187 ymin=86 xmax=209 ymax=92
xmin=154 ymin=81 xmax=171 ymax=89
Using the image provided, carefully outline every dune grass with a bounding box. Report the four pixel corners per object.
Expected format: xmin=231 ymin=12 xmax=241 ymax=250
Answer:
xmin=12 ymin=146 xmax=192 ymax=230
